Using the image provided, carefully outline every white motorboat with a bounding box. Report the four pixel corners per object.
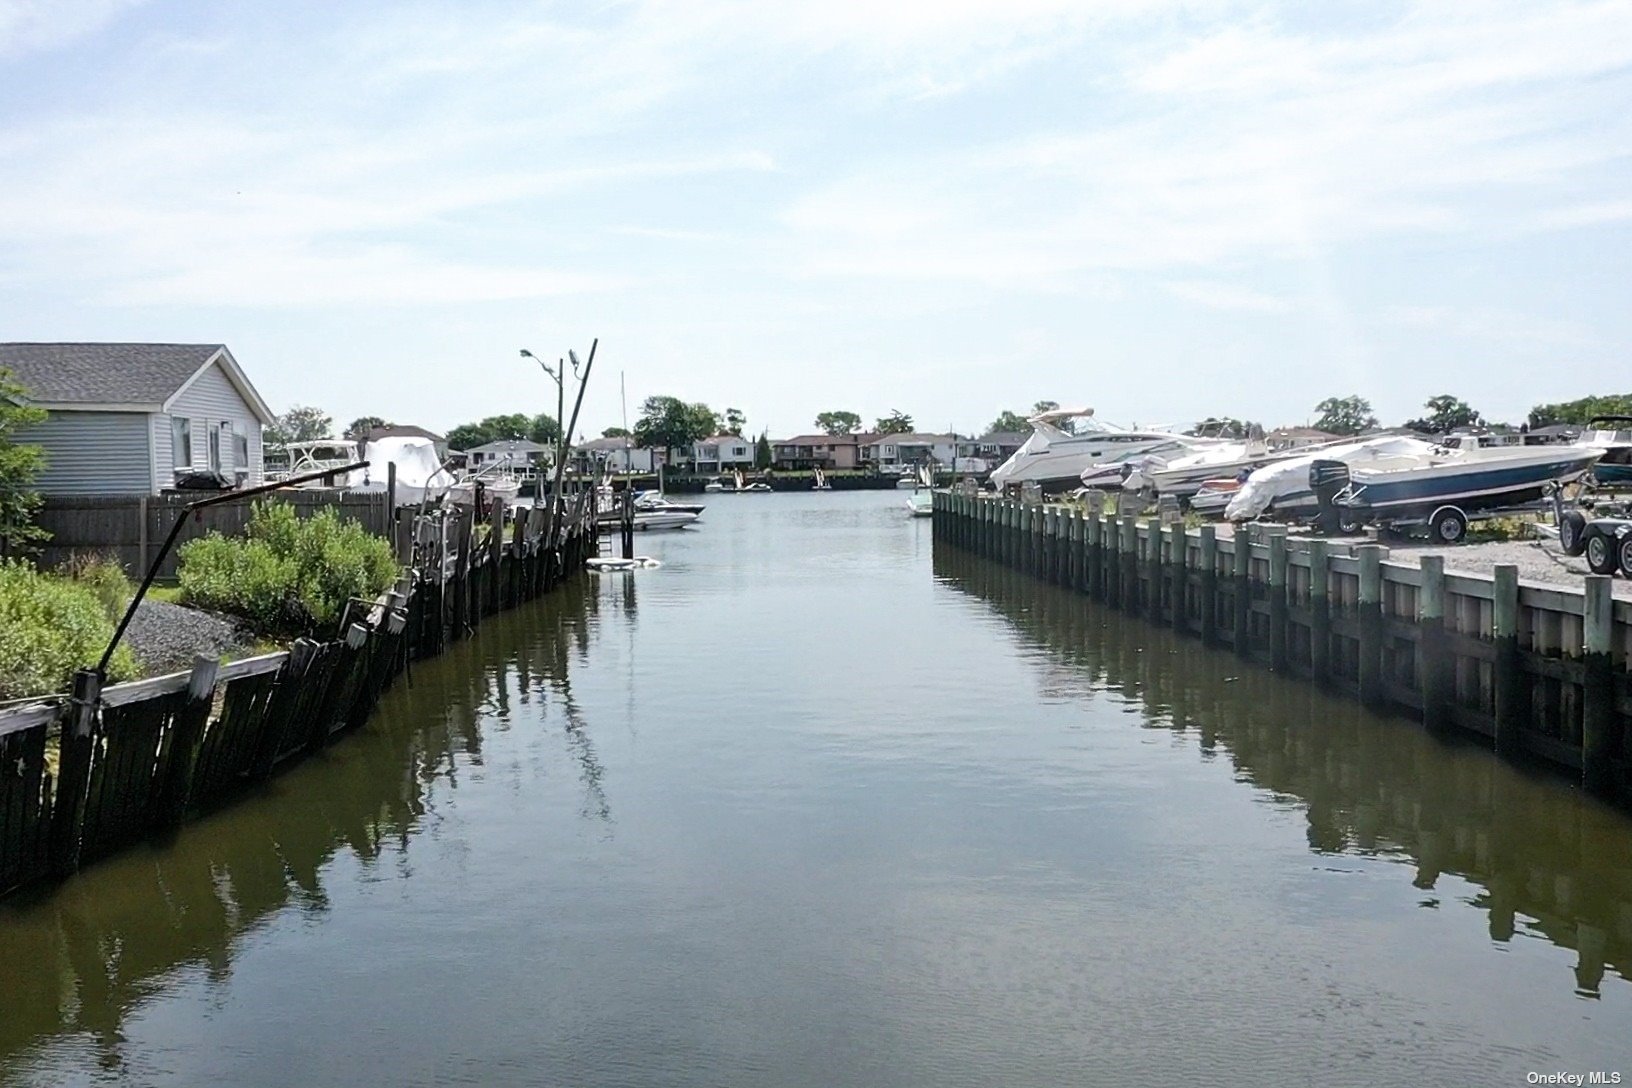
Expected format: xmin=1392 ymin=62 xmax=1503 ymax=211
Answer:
xmin=905 ymin=491 xmax=933 ymax=517
xmin=449 ymin=468 xmax=523 ymax=507
xmin=992 ymin=408 xmax=1213 ymax=495
xmin=1223 ymin=436 xmax=1436 ymax=522
xmin=352 ymin=436 xmax=455 ymax=506
xmin=1313 ymin=443 xmax=1604 ymax=540
xmin=633 ymin=491 xmax=706 ymax=515
xmin=1131 ymin=430 xmax=1348 ymax=499
xmin=704 ymin=479 xmax=726 ymax=492
xmin=619 ymin=509 xmax=700 ymax=531
xmin=270 ymin=439 xmax=363 ymax=487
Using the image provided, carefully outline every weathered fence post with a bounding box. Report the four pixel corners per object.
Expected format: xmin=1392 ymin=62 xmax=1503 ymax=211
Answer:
xmin=157 ymin=655 xmax=220 ymax=828
xmin=1357 ymin=544 xmax=1385 ymax=709
xmin=1145 ymin=521 xmax=1165 ymax=625
xmin=49 ymin=669 xmax=102 ymax=877
xmin=488 ymin=499 xmax=505 ymax=616
xmin=1119 ymin=515 xmax=1138 ymax=613
xmin=1581 ymin=574 xmax=1615 ymax=797
xmin=1308 ymin=539 xmax=1330 ymax=682
xmin=1492 ymin=564 xmax=1521 ymax=757
xmin=1087 ymin=508 xmax=1104 ymax=600
xmin=1417 ymin=554 xmax=1450 ymax=735
xmin=1199 ymin=525 xmax=1218 ymax=647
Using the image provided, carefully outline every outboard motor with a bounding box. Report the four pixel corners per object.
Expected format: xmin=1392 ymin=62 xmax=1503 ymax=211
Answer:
xmin=1308 ymin=460 xmax=1352 ymax=536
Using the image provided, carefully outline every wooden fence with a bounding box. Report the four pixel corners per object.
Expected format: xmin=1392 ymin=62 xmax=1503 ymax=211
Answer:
xmin=933 ymin=491 xmax=1632 ymax=802
xmin=26 ymin=491 xmax=392 ymax=578
xmin=0 ymin=496 xmax=598 ymax=901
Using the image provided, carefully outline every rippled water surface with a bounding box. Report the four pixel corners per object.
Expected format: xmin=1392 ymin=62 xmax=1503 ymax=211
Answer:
xmin=3 ymin=490 xmax=1630 ymax=1086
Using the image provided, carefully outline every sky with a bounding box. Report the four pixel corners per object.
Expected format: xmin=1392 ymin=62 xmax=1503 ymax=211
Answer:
xmin=0 ymin=0 xmax=1629 ymax=441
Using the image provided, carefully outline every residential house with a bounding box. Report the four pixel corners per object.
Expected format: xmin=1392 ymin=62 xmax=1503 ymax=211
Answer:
xmin=772 ymin=433 xmax=865 ymax=471
xmin=363 ymin=424 xmax=449 ymax=459
xmin=972 ymin=430 xmax=1026 ymax=465
xmin=1267 ymin=426 xmax=1340 ymax=450
xmin=693 ymin=434 xmax=755 ymax=473
xmin=860 ymin=432 xmax=959 ymax=472
xmin=575 ymin=436 xmax=656 ymax=473
xmin=466 ymin=438 xmax=551 ymax=475
xmin=0 ymin=341 xmax=273 ymax=495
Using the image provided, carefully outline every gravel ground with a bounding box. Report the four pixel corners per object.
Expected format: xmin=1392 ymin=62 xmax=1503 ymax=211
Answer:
xmin=1385 ymin=537 xmax=1632 ymax=598
xmin=123 ymin=599 xmax=254 ymax=675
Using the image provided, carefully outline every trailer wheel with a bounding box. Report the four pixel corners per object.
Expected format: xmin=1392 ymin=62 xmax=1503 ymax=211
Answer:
xmin=1429 ymin=506 xmax=1468 ymax=544
xmin=1619 ymin=535 xmax=1632 ymax=579
xmin=1559 ymin=509 xmax=1588 ymax=556
xmin=1587 ymin=531 xmax=1620 ymax=575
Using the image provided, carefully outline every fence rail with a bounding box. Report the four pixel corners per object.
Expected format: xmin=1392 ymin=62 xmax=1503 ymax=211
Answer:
xmin=25 ymin=491 xmax=392 ymax=577
xmin=0 ymin=497 xmax=598 ymax=901
xmin=933 ymin=491 xmax=1632 ymax=802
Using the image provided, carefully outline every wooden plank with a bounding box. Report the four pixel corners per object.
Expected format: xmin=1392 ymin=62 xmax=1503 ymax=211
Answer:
xmin=217 ymin=651 xmax=291 ymax=681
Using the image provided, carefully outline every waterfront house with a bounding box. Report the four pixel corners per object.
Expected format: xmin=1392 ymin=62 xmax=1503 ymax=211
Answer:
xmin=575 ymin=436 xmax=656 ymax=473
xmin=973 ymin=431 xmax=1026 ymax=464
xmin=1267 ymin=426 xmax=1340 ymax=450
xmin=860 ymin=432 xmax=959 ymax=471
xmin=693 ymin=434 xmax=755 ymax=474
xmin=772 ymin=433 xmax=865 ymax=471
xmin=465 ymin=438 xmax=551 ymax=474
xmin=0 ymin=341 xmax=273 ymax=495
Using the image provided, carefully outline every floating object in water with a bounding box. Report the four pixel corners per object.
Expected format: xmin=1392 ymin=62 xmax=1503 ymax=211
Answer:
xmin=587 ymin=556 xmax=662 ymax=572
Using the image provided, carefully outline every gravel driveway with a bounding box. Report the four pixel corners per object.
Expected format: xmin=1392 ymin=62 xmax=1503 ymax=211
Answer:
xmin=124 ymin=599 xmax=255 ymax=676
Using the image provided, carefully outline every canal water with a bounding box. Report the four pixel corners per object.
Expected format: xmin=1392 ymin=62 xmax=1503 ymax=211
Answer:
xmin=2 ymin=490 xmax=1629 ymax=1086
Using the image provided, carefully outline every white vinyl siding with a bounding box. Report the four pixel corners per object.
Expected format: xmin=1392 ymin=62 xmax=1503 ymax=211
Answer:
xmin=166 ymin=360 xmax=263 ymax=486
xmin=20 ymin=411 xmax=154 ymax=496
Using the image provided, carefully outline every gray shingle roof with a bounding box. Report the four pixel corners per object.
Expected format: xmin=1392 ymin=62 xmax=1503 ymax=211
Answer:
xmin=0 ymin=342 xmax=224 ymax=406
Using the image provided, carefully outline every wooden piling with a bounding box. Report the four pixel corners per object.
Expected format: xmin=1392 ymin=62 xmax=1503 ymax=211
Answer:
xmin=1492 ymin=564 xmax=1520 ymax=757
xmin=1417 ymin=554 xmax=1450 ymax=735
xmin=1308 ymin=539 xmax=1330 ymax=682
xmin=1199 ymin=525 xmax=1218 ymax=647
xmin=1581 ymin=574 xmax=1614 ymax=797
xmin=1168 ymin=523 xmax=1187 ymax=631
xmin=1232 ymin=531 xmax=1251 ymax=658
xmin=1357 ymin=544 xmax=1384 ymax=709
xmin=1267 ymin=526 xmax=1288 ymax=671
xmin=1119 ymin=515 xmax=1138 ymax=613
xmin=49 ymin=669 xmax=102 ymax=877
xmin=157 ymin=655 xmax=219 ymax=828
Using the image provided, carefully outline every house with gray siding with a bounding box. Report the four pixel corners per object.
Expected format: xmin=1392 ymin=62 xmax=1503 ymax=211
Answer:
xmin=0 ymin=343 xmax=274 ymax=496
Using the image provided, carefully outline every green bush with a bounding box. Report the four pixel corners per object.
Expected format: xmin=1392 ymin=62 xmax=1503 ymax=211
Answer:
xmin=178 ymin=502 xmax=398 ymax=634
xmin=0 ymin=560 xmax=137 ymax=699
xmin=60 ymin=552 xmax=134 ymax=620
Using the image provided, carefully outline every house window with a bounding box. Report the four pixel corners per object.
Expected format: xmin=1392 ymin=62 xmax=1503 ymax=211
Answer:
xmin=208 ymin=423 xmax=222 ymax=473
xmin=234 ymin=430 xmax=250 ymax=478
xmin=219 ymin=421 xmax=234 ymax=471
xmin=171 ymin=417 xmax=192 ymax=469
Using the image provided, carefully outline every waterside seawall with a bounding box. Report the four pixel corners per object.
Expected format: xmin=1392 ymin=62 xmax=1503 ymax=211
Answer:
xmin=932 ymin=491 xmax=1632 ymax=803
xmin=0 ymin=500 xmax=599 ymax=902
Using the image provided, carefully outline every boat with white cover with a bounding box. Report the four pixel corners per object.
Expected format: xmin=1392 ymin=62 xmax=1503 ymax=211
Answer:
xmin=1127 ymin=429 xmax=1348 ymax=500
xmin=991 ymin=408 xmax=1211 ymax=494
xmin=1223 ymin=435 xmax=1437 ymax=522
xmin=352 ymin=436 xmax=456 ymax=506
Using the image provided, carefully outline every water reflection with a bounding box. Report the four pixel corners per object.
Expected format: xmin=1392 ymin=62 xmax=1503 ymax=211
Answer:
xmin=932 ymin=548 xmax=1632 ymax=998
xmin=0 ymin=577 xmax=604 ymax=1073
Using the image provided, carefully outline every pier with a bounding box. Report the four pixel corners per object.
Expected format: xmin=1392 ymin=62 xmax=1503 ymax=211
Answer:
xmin=933 ymin=490 xmax=1632 ymax=802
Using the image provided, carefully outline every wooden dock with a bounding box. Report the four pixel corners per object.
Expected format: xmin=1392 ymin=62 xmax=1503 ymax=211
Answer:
xmin=932 ymin=491 xmax=1632 ymax=802
xmin=0 ymin=497 xmax=598 ymax=901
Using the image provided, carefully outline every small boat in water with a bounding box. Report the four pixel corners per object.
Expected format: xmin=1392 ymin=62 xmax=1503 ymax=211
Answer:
xmin=633 ymin=491 xmax=706 ymax=515
xmin=905 ymin=491 xmax=933 ymax=517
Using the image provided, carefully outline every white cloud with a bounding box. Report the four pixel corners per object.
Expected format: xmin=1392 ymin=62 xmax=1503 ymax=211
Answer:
xmin=1163 ymin=280 xmax=1291 ymax=313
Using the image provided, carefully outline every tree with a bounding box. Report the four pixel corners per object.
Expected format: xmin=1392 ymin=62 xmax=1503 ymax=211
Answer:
xmin=815 ymin=410 xmax=862 ymax=436
xmin=344 ymin=415 xmax=389 ymax=441
xmin=601 ymin=426 xmax=632 ymax=439
xmin=446 ymin=413 xmax=558 ymax=451
xmin=724 ymin=408 xmax=746 ymax=436
xmin=755 ymin=432 xmax=773 ymax=469
xmin=987 ymin=410 xmax=1028 ymax=434
xmin=1404 ymin=395 xmax=1482 ymax=436
xmin=266 ymin=405 xmax=333 ymax=446
xmin=875 ymin=410 xmax=914 ymax=435
xmin=0 ymin=368 xmax=48 ymax=553
xmin=1528 ymin=394 xmax=1632 ymax=429
xmin=1311 ymin=396 xmax=1378 ymax=437
xmin=633 ymin=396 xmax=717 ymax=461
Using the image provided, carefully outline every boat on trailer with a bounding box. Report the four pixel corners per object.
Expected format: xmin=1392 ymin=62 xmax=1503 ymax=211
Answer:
xmin=991 ymin=408 xmax=1207 ymax=495
xmin=1312 ymin=443 xmax=1603 ymax=542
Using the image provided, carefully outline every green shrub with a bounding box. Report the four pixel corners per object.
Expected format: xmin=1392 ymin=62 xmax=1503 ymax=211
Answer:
xmin=0 ymin=560 xmax=138 ymax=699
xmin=178 ymin=502 xmax=398 ymax=634
xmin=60 ymin=552 xmax=134 ymax=620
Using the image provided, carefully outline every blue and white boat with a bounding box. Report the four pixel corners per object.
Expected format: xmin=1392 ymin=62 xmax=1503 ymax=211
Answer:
xmin=1224 ymin=435 xmax=1434 ymax=521
xmin=1312 ymin=443 xmax=1603 ymax=539
xmin=1577 ymin=416 xmax=1632 ymax=487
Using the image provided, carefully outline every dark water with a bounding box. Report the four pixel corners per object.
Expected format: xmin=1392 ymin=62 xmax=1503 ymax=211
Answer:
xmin=2 ymin=490 xmax=1630 ymax=1087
